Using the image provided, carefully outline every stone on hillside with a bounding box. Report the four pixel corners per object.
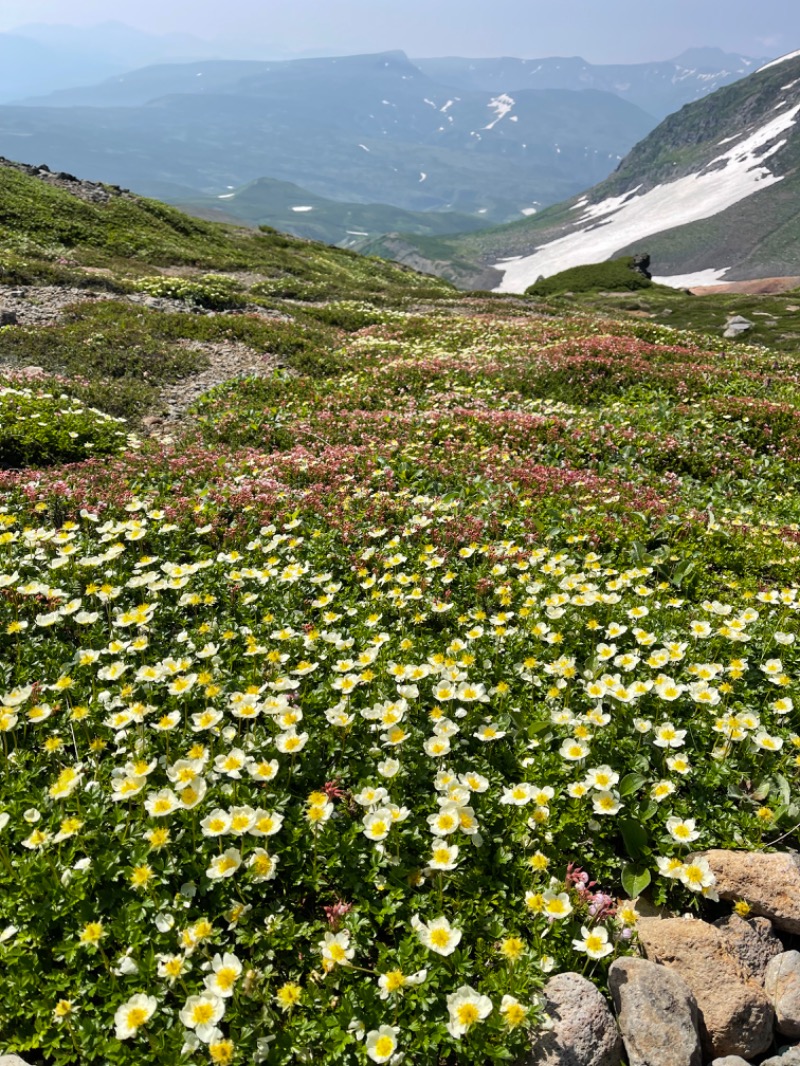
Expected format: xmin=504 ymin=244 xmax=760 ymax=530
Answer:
xmin=637 ymin=916 xmax=773 ymax=1060
xmin=608 ymin=956 xmax=701 ymax=1066
xmin=0 ymin=310 xmax=18 ymax=326
xmin=0 ymin=1057 xmax=37 ymax=1065
xmin=766 ymin=951 xmax=800 ymax=1038
xmin=523 ymin=971 xmax=622 ymax=1066
xmin=709 ymin=1058 xmax=752 ymax=1066
xmin=715 ymin=914 xmax=784 ymax=984
xmin=724 ymin=315 xmax=754 ymax=338
xmin=762 ymin=1047 xmax=800 ymax=1066
xmin=697 ymin=850 xmax=800 ymax=934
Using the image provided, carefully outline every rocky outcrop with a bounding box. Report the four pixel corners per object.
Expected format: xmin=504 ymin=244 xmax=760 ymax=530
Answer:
xmin=766 ymin=952 xmax=800 ymax=1039
xmin=715 ymin=914 xmax=784 ymax=984
xmin=0 ymin=156 xmax=132 ymax=205
xmin=637 ymin=916 xmax=773 ymax=1060
xmin=697 ymin=851 xmax=800 ymax=934
xmin=608 ymin=956 xmax=701 ymax=1066
xmin=525 ymin=972 xmax=622 ymax=1066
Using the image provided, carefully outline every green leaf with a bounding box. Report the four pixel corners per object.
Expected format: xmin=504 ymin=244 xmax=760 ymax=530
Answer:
xmin=619 ymin=816 xmax=649 ymax=859
xmin=621 ymin=862 xmax=651 ymax=899
xmin=618 ymin=772 xmax=646 ymax=798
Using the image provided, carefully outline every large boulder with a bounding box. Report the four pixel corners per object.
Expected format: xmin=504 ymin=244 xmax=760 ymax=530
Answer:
xmin=698 ymin=850 xmax=800 ymax=934
xmin=524 ymin=971 xmax=622 ymax=1066
xmin=766 ymin=951 xmax=800 ymax=1039
xmin=637 ymin=916 xmax=773 ymax=1060
xmin=714 ymin=913 xmax=784 ymax=984
xmin=608 ymin=956 xmax=701 ymax=1066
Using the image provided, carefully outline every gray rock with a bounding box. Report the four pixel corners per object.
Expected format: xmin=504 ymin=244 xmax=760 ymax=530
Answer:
xmin=609 ymin=957 xmax=701 ymax=1066
xmin=0 ymin=1057 xmax=37 ymax=1065
xmin=697 ymin=851 xmax=800 ymax=935
xmin=762 ymin=1047 xmax=800 ymax=1066
xmin=524 ymin=971 xmax=622 ymax=1066
xmin=724 ymin=315 xmax=754 ymax=338
xmin=708 ymin=1058 xmax=751 ymax=1066
xmin=715 ymin=914 xmax=783 ymax=984
xmin=0 ymin=310 xmax=18 ymax=326
xmin=638 ymin=916 xmax=773 ymax=1060
xmin=766 ymin=951 xmax=800 ymax=1038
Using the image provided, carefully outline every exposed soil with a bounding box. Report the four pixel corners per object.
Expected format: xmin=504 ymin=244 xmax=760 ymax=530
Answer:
xmin=689 ymin=276 xmax=800 ymax=296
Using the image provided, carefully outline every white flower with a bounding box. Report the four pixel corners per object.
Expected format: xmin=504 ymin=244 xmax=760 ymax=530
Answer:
xmin=363 ymin=809 xmax=393 ymax=841
xmin=653 ymin=723 xmax=686 ymax=749
xmin=427 ymin=803 xmax=461 ymax=836
xmin=206 ymin=848 xmax=242 ymax=880
xmin=412 ymin=914 xmax=462 ymax=956
xmin=753 ymin=731 xmax=783 ymax=752
xmin=678 ymin=856 xmax=717 ymax=897
xmin=365 ymin=1025 xmax=399 ymax=1063
xmin=592 ymin=790 xmax=622 ymax=816
xmin=428 ymin=842 xmax=459 ymax=871
xmin=320 ymin=931 xmax=354 ymax=967
xmin=446 ymin=985 xmax=492 ymax=1037
xmin=571 ymin=924 xmax=613 ymax=959
xmin=559 ymin=739 xmax=589 ymax=761
xmin=179 ymin=993 xmax=225 ymax=1042
xmin=500 ymin=783 xmax=534 ymax=806
xmin=200 ymin=809 xmax=231 ymax=837
xmin=204 ymin=953 xmax=242 ymax=998
xmin=666 ymin=817 xmax=700 ymax=843
xmin=542 ymin=891 xmax=573 ymax=919
xmin=275 ymin=729 xmax=308 ymax=754
xmin=114 ymin=993 xmax=157 ymax=1040
xmin=584 ymin=765 xmax=619 ymax=791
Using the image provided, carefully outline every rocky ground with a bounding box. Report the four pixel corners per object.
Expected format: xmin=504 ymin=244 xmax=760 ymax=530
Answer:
xmin=142 ymin=338 xmax=288 ymax=436
xmin=0 ymin=283 xmax=292 ymax=435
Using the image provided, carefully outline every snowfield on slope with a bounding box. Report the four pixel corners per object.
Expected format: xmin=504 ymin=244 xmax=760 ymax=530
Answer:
xmin=493 ymin=102 xmax=800 ymax=293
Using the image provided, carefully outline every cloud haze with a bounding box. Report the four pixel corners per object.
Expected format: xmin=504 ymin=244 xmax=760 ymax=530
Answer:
xmin=1 ymin=0 xmax=798 ymax=62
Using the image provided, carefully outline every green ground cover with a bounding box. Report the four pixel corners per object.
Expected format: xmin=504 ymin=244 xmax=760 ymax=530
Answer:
xmin=1 ymin=302 xmax=800 ymax=1065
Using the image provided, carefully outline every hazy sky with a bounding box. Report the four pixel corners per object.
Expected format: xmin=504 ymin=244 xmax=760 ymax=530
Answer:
xmin=1 ymin=0 xmax=798 ymax=62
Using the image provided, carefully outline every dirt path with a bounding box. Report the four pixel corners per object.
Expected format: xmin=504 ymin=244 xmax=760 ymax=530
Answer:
xmin=142 ymin=340 xmax=287 ymax=437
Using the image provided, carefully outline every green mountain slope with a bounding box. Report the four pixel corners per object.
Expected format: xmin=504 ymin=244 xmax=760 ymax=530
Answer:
xmin=0 ymin=157 xmax=455 ymax=302
xmin=178 ymin=176 xmax=493 ymax=248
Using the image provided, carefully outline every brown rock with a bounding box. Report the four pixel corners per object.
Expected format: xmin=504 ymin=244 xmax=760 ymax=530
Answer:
xmin=766 ymin=951 xmax=800 ymax=1038
xmin=715 ymin=913 xmax=784 ymax=984
xmin=637 ymin=916 xmax=773 ymax=1060
xmin=609 ymin=956 xmax=701 ymax=1066
xmin=698 ymin=850 xmax=800 ymax=934
xmin=524 ymin=971 xmax=622 ymax=1066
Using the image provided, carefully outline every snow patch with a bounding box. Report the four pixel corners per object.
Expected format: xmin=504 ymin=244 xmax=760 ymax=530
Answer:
xmin=493 ymin=102 xmax=800 ymax=293
xmin=291 ymin=206 xmax=314 ymax=213
xmin=653 ymin=268 xmax=731 ymax=288
xmin=758 ymin=50 xmax=800 ymax=73
xmin=358 ymin=144 xmax=371 ymax=152
xmin=521 ymin=207 xmax=538 ymax=216
xmin=484 ymin=93 xmax=515 ymax=130
xmin=419 ymin=172 xmax=427 ymax=182
xmin=346 ymin=230 xmax=370 ymax=236
xmin=217 ymin=193 xmax=235 ymax=199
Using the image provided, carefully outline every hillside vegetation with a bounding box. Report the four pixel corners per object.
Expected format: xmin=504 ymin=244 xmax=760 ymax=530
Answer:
xmin=2 ymin=163 xmax=800 ymax=1066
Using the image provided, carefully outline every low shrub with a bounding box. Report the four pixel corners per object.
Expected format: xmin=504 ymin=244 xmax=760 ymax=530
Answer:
xmin=0 ymin=385 xmax=136 ymax=468
xmin=526 ymin=257 xmax=654 ymax=297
